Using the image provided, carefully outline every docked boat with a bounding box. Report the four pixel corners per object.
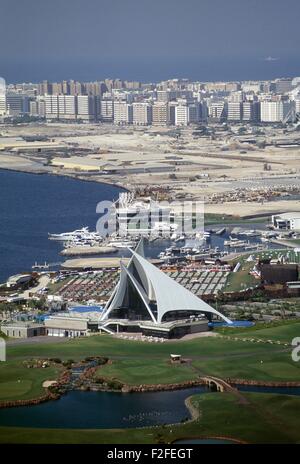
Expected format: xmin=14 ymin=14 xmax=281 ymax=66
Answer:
xmin=48 ymin=227 xmax=90 ymax=241
xmin=106 ymin=239 xmax=137 ymax=249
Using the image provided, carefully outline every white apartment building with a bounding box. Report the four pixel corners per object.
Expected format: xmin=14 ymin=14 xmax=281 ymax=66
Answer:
xmin=132 ymin=102 xmax=152 ymax=125
xmin=0 ymin=94 xmax=6 ymax=116
xmin=77 ymin=95 xmax=96 ymax=121
xmin=175 ymin=104 xmax=188 ymax=126
xmin=45 ymin=95 xmax=79 ymax=120
xmin=58 ymin=95 xmax=76 ymax=120
xmin=175 ymin=103 xmax=199 ymax=126
xmin=113 ymin=101 xmax=133 ymax=124
xmin=45 ymin=95 xmax=59 ymax=119
xmin=29 ymin=98 xmax=46 ymax=118
xmin=260 ymin=101 xmax=294 ymax=123
xmin=152 ymin=102 xmax=169 ymax=125
xmin=227 ymin=102 xmax=242 ymax=121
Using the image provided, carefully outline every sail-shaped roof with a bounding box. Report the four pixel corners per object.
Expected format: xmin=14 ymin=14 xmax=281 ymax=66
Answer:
xmin=101 ymin=238 xmax=231 ymax=324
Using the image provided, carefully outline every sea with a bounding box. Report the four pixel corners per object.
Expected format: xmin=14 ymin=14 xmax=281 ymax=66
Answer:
xmin=0 ymin=169 xmax=122 ymax=282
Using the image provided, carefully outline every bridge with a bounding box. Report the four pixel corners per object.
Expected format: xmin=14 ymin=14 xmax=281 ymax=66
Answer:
xmin=200 ymin=376 xmax=237 ymax=393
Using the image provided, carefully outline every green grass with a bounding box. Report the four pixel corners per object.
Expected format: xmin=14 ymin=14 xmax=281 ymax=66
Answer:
xmin=7 ymin=333 xmax=279 ymax=362
xmin=1 ymin=320 xmax=298 ymax=404
xmin=0 ymin=392 xmax=299 ymax=443
xmin=222 ymin=320 xmax=300 ymax=343
xmin=98 ymin=359 xmax=198 ymax=385
xmin=192 ymin=351 xmax=300 ymax=381
xmin=225 ymin=258 xmax=257 ymax=292
xmin=0 ymin=360 xmax=61 ymax=402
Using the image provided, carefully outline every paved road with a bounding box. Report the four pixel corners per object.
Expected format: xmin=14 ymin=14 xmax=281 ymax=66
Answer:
xmin=20 ymin=275 xmax=51 ymax=299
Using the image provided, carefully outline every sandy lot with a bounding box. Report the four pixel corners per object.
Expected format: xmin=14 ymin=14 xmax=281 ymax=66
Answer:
xmin=1 ymin=122 xmax=300 ymax=217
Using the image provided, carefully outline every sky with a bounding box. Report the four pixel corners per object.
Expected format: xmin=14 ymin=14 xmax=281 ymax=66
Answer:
xmin=1 ymin=0 xmax=300 ymax=83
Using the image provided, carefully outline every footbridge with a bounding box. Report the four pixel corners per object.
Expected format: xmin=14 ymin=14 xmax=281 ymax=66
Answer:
xmin=201 ymin=376 xmax=237 ymax=393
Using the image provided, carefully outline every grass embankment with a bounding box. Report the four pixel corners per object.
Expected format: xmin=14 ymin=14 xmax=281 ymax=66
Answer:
xmin=0 ymin=392 xmax=299 ymax=444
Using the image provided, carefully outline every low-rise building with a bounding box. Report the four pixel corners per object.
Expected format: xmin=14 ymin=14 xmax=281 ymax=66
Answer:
xmin=1 ymin=321 xmax=45 ymax=338
xmin=272 ymin=212 xmax=300 ymax=231
xmin=45 ymin=313 xmax=99 ymax=337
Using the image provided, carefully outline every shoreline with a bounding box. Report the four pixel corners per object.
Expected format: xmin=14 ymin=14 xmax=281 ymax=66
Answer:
xmin=1 ymin=163 xmax=300 ymax=218
xmin=1 ymin=375 xmax=299 ymax=410
xmin=0 ymin=165 xmax=128 ymax=193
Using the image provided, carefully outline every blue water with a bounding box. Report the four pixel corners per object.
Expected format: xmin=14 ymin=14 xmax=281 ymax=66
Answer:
xmin=236 ymin=385 xmax=300 ymax=396
xmin=0 ymin=384 xmax=299 ymax=430
xmin=0 ymin=387 xmax=207 ymax=429
xmin=209 ymin=321 xmax=255 ymax=328
xmin=0 ymin=170 xmax=123 ymax=282
xmin=69 ymin=305 xmax=104 ymax=313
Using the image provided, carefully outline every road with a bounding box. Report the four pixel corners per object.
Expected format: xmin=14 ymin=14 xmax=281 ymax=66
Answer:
xmin=20 ymin=274 xmax=51 ymax=299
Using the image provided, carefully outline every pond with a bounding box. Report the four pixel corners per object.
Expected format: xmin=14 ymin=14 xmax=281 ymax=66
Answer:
xmin=0 ymin=387 xmax=207 ymax=429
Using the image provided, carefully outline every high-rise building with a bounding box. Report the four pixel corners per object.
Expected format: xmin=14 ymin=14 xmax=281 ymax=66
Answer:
xmin=113 ymin=101 xmax=133 ymax=125
xmin=52 ymin=82 xmax=63 ymax=94
xmin=274 ymin=78 xmax=293 ymax=94
xmin=168 ymin=101 xmax=178 ymax=125
xmin=29 ymin=98 xmax=46 ymax=118
xmin=152 ymin=102 xmax=169 ymax=125
xmin=58 ymin=95 xmax=77 ymax=120
xmin=242 ymin=101 xmax=260 ymax=122
xmin=260 ymin=101 xmax=294 ymax=122
xmin=77 ymin=95 xmax=96 ymax=121
xmin=6 ymin=94 xmax=29 ymax=116
xmin=175 ymin=103 xmax=199 ymax=126
xmin=227 ymin=102 xmax=242 ymax=121
xmin=157 ymin=90 xmax=177 ymax=102
xmin=100 ymin=99 xmax=114 ymax=122
xmin=38 ymin=80 xmax=51 ymax=95
xmin=83 ymin=81 xmax=104 ymax=96
xmin=0 ymin=95 xmax=6 ymax=116
xmin=132 ymin=102 xmax=152 ymax=125
xmin=208 ymin=101 xmax=227 ymax=121
xmin=69 ymin=80 xmax=82 ymax=96
xmin=45 ymin=95 xmax=59 ymax=119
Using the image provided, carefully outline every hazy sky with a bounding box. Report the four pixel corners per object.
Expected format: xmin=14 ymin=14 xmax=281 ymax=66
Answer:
xmin=1 ymin=0 xmax=300 ymax=82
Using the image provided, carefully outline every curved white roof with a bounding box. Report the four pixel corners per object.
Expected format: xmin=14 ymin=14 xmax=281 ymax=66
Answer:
xmin=129 ymin=250 xmax=231 ymax=324
xmin=101 ymin=239 xmax=231 ymax=325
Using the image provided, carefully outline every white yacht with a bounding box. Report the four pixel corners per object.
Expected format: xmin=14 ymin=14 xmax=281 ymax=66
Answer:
xmin=48 ymin=227 xmax=90 ymax=241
